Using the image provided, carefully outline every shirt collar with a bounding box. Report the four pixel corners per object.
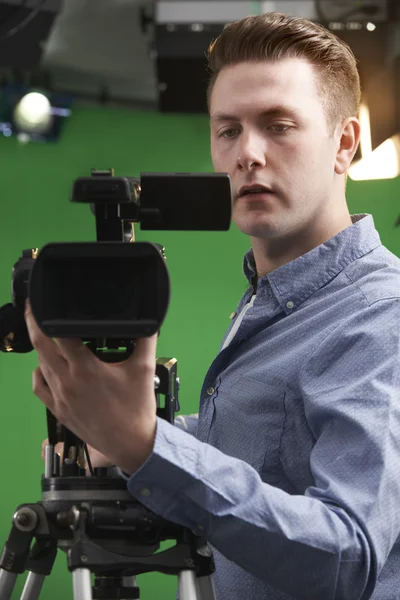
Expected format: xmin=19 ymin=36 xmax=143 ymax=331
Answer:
xmin=243 ymin=214 xmax=382 ymax=314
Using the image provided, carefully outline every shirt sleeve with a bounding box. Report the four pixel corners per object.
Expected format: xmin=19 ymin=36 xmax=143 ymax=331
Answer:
xmin=126 ymin=298 xmax=400 ymax=600
xmin=174 ymin=413 xmax=198 ymax=436
xmin=115 ymin=414 xmax=199 ymax=480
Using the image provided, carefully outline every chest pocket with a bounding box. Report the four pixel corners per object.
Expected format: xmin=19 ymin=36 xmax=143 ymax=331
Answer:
xmin=209 ymin=375 xmax=286 ymax=480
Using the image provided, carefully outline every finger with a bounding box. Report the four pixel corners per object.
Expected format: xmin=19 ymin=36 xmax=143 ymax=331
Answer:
xmin=33 ymin=366 xmax=55 ymax=412
xmin=54 ymin=442 xmax=64 ymax=459
xmin=25 ymin=301 xmax=67 ymax=377
xmin=41 ymin=438 xmax=49 ymax=461
xmin=54 ymin=337 xmax=94 ymax=364
xmin=130 ymin=333 xmax=158 ymax=366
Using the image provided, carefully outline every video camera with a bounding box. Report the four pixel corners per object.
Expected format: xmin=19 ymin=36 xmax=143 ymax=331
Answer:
xmin=0 ymin=168 xmax=232 ymax=361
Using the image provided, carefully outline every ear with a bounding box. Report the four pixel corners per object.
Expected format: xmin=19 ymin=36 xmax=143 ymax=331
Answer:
xmin=334 ymin=117 xmax=361 ymax=175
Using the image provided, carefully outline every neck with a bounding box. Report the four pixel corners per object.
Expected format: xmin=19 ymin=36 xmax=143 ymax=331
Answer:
xmin=251 ymin=208 xmax=353 ymax=279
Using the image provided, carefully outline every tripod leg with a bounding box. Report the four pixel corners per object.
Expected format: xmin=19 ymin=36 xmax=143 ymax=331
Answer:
xmin=0 ymin=568 xmax=18 ymax=600
xmin=178 ymin=570 xmax=200 ymax=600
xmin=195 ymin=575 xmax=217 ymax=600
xmin=73 ymin=568 xmax=92 ymax=600
xmin=20 ymin=572 xmax=46 ymax=600
xmin=178 ymin=571 xmax=218 ymax=600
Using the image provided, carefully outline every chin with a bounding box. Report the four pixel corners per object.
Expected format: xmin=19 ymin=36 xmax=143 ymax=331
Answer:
xmin=233 ymin=203 xmax=276 ymax=232
xmin=233 ymin=216 xmax=281 ymax=239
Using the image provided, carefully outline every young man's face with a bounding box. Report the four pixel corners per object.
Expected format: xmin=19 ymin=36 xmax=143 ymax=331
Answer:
xmin=210 ymin=58 xmax=344 ymax=241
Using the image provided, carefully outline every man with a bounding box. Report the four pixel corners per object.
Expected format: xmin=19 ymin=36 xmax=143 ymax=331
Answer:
xmin=30 ymin=12 xmax=400 ymax=600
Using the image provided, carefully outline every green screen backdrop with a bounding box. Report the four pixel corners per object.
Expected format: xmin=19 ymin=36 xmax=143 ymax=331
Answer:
xmin=0 ymin=104 xmax=398 ymax=599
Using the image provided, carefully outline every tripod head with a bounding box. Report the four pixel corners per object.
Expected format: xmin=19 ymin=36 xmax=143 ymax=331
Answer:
xmin=45 ymin=355 xmax=179 ymax=479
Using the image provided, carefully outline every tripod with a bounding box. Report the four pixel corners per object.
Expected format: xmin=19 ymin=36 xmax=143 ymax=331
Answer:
xmin=0 ymin=359 xmax=216 ymax=600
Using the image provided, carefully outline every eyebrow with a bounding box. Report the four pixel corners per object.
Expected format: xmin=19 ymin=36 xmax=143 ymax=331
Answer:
xmin=210 ymin=106 xmax=301 ymax=123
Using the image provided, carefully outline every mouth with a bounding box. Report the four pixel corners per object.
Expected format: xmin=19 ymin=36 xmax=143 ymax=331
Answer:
xmin=238 ymin=185 xmax=274 ymax=199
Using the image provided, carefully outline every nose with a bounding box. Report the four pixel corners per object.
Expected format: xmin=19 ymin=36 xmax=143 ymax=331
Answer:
xmin=237 ymin=130 xmax=267 ymax=171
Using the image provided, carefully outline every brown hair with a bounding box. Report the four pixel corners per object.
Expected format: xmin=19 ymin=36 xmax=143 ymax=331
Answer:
xmin=207 ymin=12 xmax=361 ymax=133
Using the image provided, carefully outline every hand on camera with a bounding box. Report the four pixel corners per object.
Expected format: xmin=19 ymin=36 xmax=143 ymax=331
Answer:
xmin=26 ymin=300 xmax=158 ymax=476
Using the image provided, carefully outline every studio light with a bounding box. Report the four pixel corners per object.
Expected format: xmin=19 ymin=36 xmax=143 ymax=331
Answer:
xmin=0 ymin=86 xmax=72 ymax=142
xmin=349 ymin=99 xmax=400 ymax=180
xmin=349 ymin=135 xmax=400 ymax=180
xmin=13 ymin=91 xmax=52 ymax=135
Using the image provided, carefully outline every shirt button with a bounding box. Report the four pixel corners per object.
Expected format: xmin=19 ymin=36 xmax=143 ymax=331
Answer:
xmin=206 ymin=387 xmax=215 ymax=396
xmin=286 ymin=300 xmax=294 ymax=309
xmin=139 ymin=488 xmax=151 ymax=497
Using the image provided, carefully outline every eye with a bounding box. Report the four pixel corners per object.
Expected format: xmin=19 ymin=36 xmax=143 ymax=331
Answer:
xmin=269 ymin=123 xmax=292 ymax=133
xmin=219 ymin=128 xmax=239 ymax=139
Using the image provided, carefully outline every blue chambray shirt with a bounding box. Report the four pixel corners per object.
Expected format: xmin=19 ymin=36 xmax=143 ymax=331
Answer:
xmin=126 ymin=213 xmax=400 ymax=600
